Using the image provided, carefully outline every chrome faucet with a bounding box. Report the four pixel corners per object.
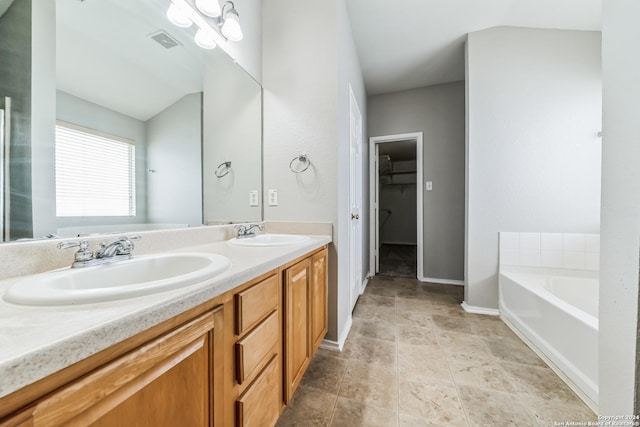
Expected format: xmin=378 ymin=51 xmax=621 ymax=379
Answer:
xmin=236 ymin=224 xmax=263 ymax=239
xmin=58 ymin=236 xmax=141 ymax=268
xmin=96 ymin=236 xmax=140 ymax=259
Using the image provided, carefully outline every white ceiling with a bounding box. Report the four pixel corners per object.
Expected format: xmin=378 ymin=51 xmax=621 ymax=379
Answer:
xmin=345 ymin=0 xmax=602 ymax=95
xmin=56 ymin=0 xmax=205 ymax=121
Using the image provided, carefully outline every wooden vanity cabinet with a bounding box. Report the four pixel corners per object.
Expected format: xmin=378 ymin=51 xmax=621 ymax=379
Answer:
xmin=0 ymin=244 xmax=329 ymax=427
xmin=2 ymin=306 xmax=225 ymax=427
xmin=282 ymin=246 xmax=328 ymax=403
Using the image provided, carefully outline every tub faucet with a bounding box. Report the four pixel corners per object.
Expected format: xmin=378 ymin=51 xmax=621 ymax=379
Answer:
xmin=236 ymin=224 xmax=263 ymax=239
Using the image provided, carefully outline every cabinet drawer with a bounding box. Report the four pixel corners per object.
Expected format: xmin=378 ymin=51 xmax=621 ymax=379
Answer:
xmin=236 ymin=355 xmax=280 ymax=427
xmin=236 ymin=310 xmax=279 ymax=385
xmin=235 ymin=274 xmax=279 ymax=335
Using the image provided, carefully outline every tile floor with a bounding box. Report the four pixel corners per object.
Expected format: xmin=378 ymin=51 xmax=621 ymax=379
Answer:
xmin=276 ymin=275 xmax=596 ymax=427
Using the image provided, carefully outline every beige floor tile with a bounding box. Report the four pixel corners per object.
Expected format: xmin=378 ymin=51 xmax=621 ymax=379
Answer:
xmin=339 ymin=359 xmax=398 ymax=411
xmin=276 ymin=385 xmax=337 ymax=426
xmin=432 ymin=315 xmax=475 ymax=334
xmin=301 ymin=352 xmax=348 ymax=394
xmin=353 ymin=303 xmax=396 ymax=323
xmin=399 ymin=413 xmax=452 ymax=427
xmin=471 ymin=317 xmax=519 ymax=339
xmin=458 ymin=384 xmax=536 ymax=427
xmin=448 ymin=356 xmax=516 ymax=392
xmin=366 ymin=279 xmax=399 ymax=297
xmin=351 ymin=318 xmax=397 ymax=342
xmin=396 ymin=296 xmax=433 ymax=313
xmin=398 ymin=342 xmax=451 ymax=381
xmin=399 ymin=377 xmax=467 ymax=426
xmin=357 ymin=293 xmax=396 ymax=308
xmin=347 ymin=335 xmax=397 ymax=366
xmin=484 ymin=336 xmax=547 ymax=367
xmin=396 ymin=311 xmax=434 ymax=328
xmin=398 ymin=324 xmax=437 ymax=346
xmin=519 ymin=393 xmax=596 ymax=426
xmin=437 ymin=330 xmax=492 ymax=356
xmin=500 ymin=362 xmax=586 ymax=406
xmin=330 ymin=397 xmax=398 ymax=427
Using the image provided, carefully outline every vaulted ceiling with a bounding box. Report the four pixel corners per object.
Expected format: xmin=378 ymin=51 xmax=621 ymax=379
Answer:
xmin=345 ymin=0 xmax=602 ymax=95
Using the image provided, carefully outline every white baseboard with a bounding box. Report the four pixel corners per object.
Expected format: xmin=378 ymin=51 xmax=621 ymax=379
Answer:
xmin=360 ymin=273 xmax=371 ymax=295
xmin=319 ymin=315 xmax=353 ymax=353
xmin=420 ymin=277 xmax=465 ymax=286
xmin=461 ymin=301 xmax=500 ymax=316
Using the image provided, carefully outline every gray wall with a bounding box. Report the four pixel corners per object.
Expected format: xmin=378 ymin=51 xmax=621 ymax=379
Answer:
xmin=263 ymin=0 xmax=367 ymax=345
xmin=368 ymin=82 xmax=466 ymax=281
xmin=465 ymin=27 xmax=602 ymax=310
xmin=0 ymin=0 xmax=32 ymax=239
xmin=203 ymin=51 xmax=262 ymax=224
xmin=600 ymin=1 xmax=640 ymax=415
xmin=146 ymin=93 xmax=202 ymax=227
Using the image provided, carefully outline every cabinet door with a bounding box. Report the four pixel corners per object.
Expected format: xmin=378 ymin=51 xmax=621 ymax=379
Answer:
xmin=7 ymin=307 xmax=223 ymax=427
xmin=310 ymin=248 xmax=328 ymax=352
xmin=283 ymin=258 xmax=311 ymax=403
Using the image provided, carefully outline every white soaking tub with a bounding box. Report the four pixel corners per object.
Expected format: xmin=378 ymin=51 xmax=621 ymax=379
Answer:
xmin=499 ymin=266 xmax=598 ymax=408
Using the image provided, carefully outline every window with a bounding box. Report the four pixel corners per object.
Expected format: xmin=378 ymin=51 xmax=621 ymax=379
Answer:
xmin=55 ymin=121 xmax=136 ymax=217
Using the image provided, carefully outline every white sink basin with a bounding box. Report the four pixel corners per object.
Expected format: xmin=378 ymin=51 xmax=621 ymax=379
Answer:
xmin=228 ymin=233 xmax=312 ymax=247
xmin=3 ymin=252 xmax=231 ymax=306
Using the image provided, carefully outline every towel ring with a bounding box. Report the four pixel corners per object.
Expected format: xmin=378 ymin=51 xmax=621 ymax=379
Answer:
xmin=289 ymin=155 xmax=310 ymax=174
xmin=215 ymin=161 xmax=232 ymax=178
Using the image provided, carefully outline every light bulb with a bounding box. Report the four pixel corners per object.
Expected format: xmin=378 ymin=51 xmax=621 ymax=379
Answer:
xmin=166 ymin=3 xmax=192 ymax=28
xmin=221 ymin=9 xmax=243 ymax=41
xmin=195 ymin=0 xmax=221 ymax=17
xmin=194 ymin=28 xmax=217 ymax=50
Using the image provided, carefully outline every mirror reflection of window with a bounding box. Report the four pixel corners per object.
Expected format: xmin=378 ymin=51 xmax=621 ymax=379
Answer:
xmin=55 ymin=121 xmax=136 ymax=218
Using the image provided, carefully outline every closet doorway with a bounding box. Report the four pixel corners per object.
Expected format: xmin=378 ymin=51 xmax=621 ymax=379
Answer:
xmin=369 ymin=133 xmax=424 ymax=279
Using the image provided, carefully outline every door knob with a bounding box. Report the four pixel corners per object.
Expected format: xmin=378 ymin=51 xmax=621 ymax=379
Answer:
xmin=351 ymin=214 xmax=360 ymax=220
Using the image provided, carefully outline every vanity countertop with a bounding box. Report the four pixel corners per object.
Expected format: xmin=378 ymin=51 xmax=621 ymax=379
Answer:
xmin=0 ymin=235 xmax=331 ymax=399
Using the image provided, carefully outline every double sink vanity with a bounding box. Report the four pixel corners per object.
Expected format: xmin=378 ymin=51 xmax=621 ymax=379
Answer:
xmin=0 ymin=225 xmax=331 ymax=426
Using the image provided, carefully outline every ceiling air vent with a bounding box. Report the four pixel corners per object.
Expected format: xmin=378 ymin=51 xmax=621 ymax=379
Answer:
xmin=149 ymin=30 xmax=182 ymax=49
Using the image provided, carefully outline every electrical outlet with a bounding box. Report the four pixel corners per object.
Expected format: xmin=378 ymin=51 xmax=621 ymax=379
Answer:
xmin=249 ymin=190 xmax=259 ymax=207
xmin=268 ymin=189 xmax=278 ymax=206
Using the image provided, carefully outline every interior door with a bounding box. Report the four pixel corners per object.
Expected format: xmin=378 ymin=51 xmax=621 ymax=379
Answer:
xmin=349 ymin=86 xmax=363 ymax=311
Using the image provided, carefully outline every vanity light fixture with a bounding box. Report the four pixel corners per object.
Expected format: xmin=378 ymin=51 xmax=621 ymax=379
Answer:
xmin=220 ymin=2 xmax=243 ymax=41
xmin=194 ymin=28 xmax=217 ymax=49
xmin=166 ymin=2 xmax=193 ymax=28
xmin=166 ymin=0 xmax=243 ymax=51
xmin=195 ymin=0 xmax=222 ymax=18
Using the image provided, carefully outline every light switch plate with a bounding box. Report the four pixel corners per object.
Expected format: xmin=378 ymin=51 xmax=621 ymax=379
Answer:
xmin=249 ymin=190 xmax=259 ymax=207
xmin=268 ymin=189 xmax=278 ymax=206
xmin=426 ymin=181 xmax=433 ymax=191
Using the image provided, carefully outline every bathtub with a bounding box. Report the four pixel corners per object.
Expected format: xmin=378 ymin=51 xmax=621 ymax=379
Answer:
xmin=499 ymin=266 xmax=598 ymax=407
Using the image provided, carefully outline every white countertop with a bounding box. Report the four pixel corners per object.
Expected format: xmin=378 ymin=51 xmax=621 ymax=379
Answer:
xmin=0 ymin=235 xmax=331 ymax=398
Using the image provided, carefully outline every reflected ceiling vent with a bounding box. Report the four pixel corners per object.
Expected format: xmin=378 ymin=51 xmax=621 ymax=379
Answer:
xmin=148 ymin=30 xmax=182 ymax=49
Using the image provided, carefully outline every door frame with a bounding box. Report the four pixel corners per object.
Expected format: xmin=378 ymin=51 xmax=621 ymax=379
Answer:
xmin=369 ymin=132 xmax=424 ymax=281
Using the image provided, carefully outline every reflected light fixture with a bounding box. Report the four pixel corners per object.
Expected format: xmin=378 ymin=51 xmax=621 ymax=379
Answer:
xmin=220 ymin=2 xmax=243 ymax=41
xmin=195 ymin=0 xmax=222 ymax=17
xmin=194 ymin=28 xmax=217 ymax=49
xmin=166 ymin=2 xmax=192 ymax=28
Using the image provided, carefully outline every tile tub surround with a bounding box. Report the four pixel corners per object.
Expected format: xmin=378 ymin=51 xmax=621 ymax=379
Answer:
xmin=277 ymin=276 xmax=596 ymax=426
xmin=0 ymin=232 xmax=331 ymax=398
xmin=499 ymin=232 xmax=600 ymax=271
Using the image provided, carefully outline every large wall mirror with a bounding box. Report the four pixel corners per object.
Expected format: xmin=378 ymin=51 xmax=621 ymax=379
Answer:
xmin=0 ymin=0 xmax=262 ymax=242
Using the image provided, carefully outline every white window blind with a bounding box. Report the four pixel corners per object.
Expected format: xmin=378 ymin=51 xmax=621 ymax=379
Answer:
xmin=55 ymin=121 xmax=136 ymax=217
